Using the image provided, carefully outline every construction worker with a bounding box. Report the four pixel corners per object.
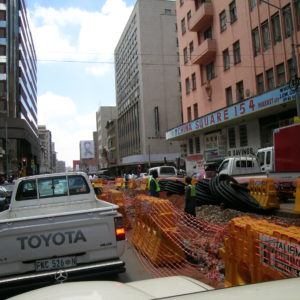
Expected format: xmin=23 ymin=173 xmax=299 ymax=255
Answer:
xmin=184 ymin=176 xmax=196 ymax=216
xmin=148 ymin=169 xmax=160 ymax=197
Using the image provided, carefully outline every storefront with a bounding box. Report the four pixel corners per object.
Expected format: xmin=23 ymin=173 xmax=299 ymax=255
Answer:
xmin=166 ymin=85 xmax=298 ymax=175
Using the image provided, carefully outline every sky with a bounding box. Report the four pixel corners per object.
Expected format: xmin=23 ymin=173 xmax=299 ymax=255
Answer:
xmin=25 ymin=0 xmax=136 ymax=167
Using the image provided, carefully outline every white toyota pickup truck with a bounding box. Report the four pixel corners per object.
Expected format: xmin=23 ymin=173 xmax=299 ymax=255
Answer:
xmin=0 ymin=172 xmax=125 ymax=290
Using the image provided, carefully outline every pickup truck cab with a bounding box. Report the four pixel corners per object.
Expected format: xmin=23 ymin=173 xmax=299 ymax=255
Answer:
xmin=0 ymin=172 xmax=125 ymax=289
xmin=217 ymin=156 xmax=262 ymax=176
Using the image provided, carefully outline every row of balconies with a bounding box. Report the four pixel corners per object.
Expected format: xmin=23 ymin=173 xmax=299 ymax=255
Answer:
xmin=187 ymin=2 xmax=216 ymax=65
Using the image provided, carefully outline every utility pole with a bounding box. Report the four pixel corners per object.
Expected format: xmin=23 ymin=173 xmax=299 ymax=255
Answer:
xmin=260 ymin=0 xmax=300 ymax=117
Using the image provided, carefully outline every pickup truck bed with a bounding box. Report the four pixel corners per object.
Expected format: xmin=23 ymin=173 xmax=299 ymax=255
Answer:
xmin=0 ymin=172 xmax=126 ymax=290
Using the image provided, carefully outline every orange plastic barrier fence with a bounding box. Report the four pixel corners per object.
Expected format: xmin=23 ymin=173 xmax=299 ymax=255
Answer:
xmin=248 ymin=178 xmax=279 ymax=209
xmin=139 ymin=178 xmax=148 ymax=190
xmin=220 ymin=216 xmax=300 ymax=287
xmin=294 ymin=179 xmax=300 ymax=214
xmin=115 ymin=177 xmax=125 ymax=188
xmin=130 ymin=195 xmax=226 ymax=283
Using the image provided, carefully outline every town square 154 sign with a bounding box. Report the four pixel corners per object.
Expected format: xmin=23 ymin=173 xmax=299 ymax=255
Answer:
xmin=166 ymin=85 xmax=295 ymax=139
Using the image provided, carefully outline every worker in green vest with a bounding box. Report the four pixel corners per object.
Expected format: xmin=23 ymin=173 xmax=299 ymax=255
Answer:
xmin=148 ymin=169 xmax=160 ymax=197
xmin=184 ymin=176 xmax=196 ymax=216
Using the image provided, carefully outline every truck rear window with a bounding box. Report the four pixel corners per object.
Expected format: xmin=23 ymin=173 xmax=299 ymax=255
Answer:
xmin=236 ymin=160 xmax=254 ymax=168
xmin=15 ymin=175 xmax=90 ymax=201
xmin=160 ymin=167 xmax=176 ymax=175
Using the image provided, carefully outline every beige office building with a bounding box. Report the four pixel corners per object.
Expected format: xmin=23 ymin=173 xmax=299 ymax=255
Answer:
xmin=114 ymin=0 xmax=182 ymax=172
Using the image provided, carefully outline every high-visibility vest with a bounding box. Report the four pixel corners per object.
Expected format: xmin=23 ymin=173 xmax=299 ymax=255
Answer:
xmin=148 ymin=177 xmax=160 ymax=192
xmin=187 ymin=184 xmax=196 ymax=196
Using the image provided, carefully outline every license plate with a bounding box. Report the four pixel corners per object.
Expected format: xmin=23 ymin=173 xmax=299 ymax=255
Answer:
xmin=35 ymin=256 xmax=77 ymax=271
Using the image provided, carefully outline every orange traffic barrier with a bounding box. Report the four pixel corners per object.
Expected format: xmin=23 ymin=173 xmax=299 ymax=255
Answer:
xmin=248 ymin=178 xmax=279 ymax=209
xmin=115 ymin=177 xmax=125 ymax=188
xmin=294 ymin=179 xmax=300 ymax=214
xmin=220 ymin=216 xmax=300 ymax=287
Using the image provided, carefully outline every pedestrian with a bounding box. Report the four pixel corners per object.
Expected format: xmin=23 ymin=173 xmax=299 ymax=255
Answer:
xmin=184 ymin=176 xmax=196 ymax=217
xmin=148 ymin=169 xmax=160 ymax=197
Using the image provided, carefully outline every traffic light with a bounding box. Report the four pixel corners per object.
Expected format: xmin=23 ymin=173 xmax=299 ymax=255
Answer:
xmin=21 ymin=158 xmax=27 ymax=167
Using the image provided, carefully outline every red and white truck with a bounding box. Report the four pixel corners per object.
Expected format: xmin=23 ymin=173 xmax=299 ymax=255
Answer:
xmin=257 ymin=123 xmax=300 ymax=179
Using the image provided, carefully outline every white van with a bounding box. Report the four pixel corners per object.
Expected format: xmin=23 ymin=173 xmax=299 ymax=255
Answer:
xmin=148 ymin=166 xmax=177 ymax=178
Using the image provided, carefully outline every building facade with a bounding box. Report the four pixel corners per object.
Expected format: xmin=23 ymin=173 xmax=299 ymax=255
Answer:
xmin=105 ymin=118 xmax=119 ymax=169
xmin=38 ymin=125 xmax=52 ymax=174
xmin=96 ymin=106 xmax=117 ymax=169
xmin=114 ymin=0 xmax=182 ymax=172
xmin=0 ymin=0 xmax=38 ymax=178
xmin=168 ymin=0 xmax=299 ymax=175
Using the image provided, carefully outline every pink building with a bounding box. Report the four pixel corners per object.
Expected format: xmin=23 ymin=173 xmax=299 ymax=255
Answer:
xmin=167 ymin=0 xmax=300 ymax=175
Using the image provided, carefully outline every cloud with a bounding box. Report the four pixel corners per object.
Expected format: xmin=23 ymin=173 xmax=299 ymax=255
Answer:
xmin=28 ymin=0 xmax=133 ymax=76
xmin=38 ymin=92 xmax=96 ymax=166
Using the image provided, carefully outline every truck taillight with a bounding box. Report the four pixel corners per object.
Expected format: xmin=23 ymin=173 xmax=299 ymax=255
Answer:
xmin=114 ymin=217 xmax=125 ymax=241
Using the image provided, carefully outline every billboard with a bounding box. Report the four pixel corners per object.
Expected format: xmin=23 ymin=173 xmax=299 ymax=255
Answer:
xmin=80 ymin=140 xmax=95 ymax=159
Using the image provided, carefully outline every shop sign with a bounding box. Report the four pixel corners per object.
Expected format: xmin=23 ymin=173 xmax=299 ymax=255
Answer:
xmin=259 ymin=233 xmax=300 ymax=277
xmin=186 ymin=154 xmax=204 ymax=161
xmin=205 ymin=150 xmax=225 ymax=161
xmin=227 ymin=147 xmax=256 ymax=157
xmin=166 ymin=85 xmax=296 ymax=139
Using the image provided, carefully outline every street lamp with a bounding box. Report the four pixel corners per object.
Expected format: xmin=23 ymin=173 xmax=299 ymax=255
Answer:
xmin=0 ymin=92 xmax=8 ymax=180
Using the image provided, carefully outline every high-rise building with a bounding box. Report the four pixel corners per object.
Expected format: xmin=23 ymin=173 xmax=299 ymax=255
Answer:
xmin=38 ymin=125 xmax=52 ymax=174
xmin=0 ymin=0 xmax=38 ymax=177
xmin=96 ymin=106 xmax=117 ymax=169
xmin=114 ymin=0 xmax=182 ymax=172
xmin=168 ymin=0 xmax=299 ymax=175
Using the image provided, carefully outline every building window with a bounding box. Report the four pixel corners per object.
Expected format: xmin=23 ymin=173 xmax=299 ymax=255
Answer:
xmin=0 ymin=28 xmax=5 ymax=38
xmin=185 ymin=77 xmax=190 ymax=94
xmin=206 ymin=61 xmax=215 ymax=80
xmin=228 ymin=127 xmax=236 ymax=148
xmin=233 ymin=41 xmax=241 ymax=64
xmin=261 ymin=21 xmax=271 ymax=51
xmin=193 ymin=103 xmax=198 ymax=119
xmin=189 ymin=41 xmax=194 ymax=59
xmin=0 ymin=10 xmax=5 ymax=21
xmin=229 ymin=1 xmax=237 ymax=23
xmin=283 ymin=5 xmax=293 ymax=38
xmin=220 ymin=10 xmax=227 ymax=32
xmin=252 ymin=27 xmax=260 ymax=56
xmin=154 ymin=106 xmax=160 ymax=136
xmin=266 ymin=68 xmax=274 ymax=90
xmin=295 ymin=0 xmax=300 ymax=31
xmin=0 ymin=45 xmax=6 ymax=56
xmin=223 ymin=48 xmax=230 ymax=70
xmin=287 ymin=58 xmax=296 ymax=80
xmin=187 ymin=107 xmax=192 ymax=122
xmin=256 ymin=73 xmax=264 ymax=94
xmin=249 ymin=0 xmax=256 ymax=11
xmin=0 ymin=63 xmax=5 ymax=73
xmin=276 ymin=63 xmax=286 ymax=86
xmin=271 ymin=13 xmax=282 ymax=44
xmin=204 ymin=27 xmax=212 ymax=40
xmin=183 ymin=47 xmax=188 ymax=64
xmin=181 ymin=18 xmax=186 ymax=34
xmin=226 ymin=86 xmax=233 ymax=106
xmin=192 ymin=73 xmax=196 ymax=90
xmin=239 ymin=125 xmax=248 ymax=147
xmin=188 ymin=138 xmax=194 ymax=154
xmin=180 ymin=0 xmax=184 ymax=6
xmin=187 ymin=10 xmax=191 ymax=21
xmin=195 ymin=136 xmax=201 ymax=153
xmin=236 ymin=81 xmax=244 ymax=101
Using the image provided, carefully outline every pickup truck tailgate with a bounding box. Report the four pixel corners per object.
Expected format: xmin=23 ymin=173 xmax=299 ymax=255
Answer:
xmin=0 ymin=210 xmax=122 ymax=277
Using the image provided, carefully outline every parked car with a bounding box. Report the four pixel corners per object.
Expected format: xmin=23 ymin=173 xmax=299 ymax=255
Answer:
xmin=6 ymin=276 xmax=300 ymax=300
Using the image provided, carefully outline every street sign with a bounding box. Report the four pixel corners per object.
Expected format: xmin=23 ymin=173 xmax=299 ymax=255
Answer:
xmin=289 ymin=76 xmax=300 ymax=92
